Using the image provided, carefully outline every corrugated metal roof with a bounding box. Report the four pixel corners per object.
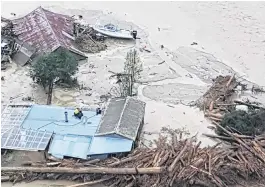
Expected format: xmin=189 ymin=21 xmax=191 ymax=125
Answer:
xmin=1 ymin=105 xmax=32 ymax=135
xmin=118 ymin=98 xmax=146 ymax=140
xmin=96 ymin=97 xmax=146 ymax=140
xmin=1 ymin=127 xmax=52 ymax=151
xmin=96 ymin=98 xmax=126 ymax=134
xmin=22 ymin=105 xmax=101 ymax=136
xmin=48 ymin=134 xmax=91 ymax=159
xmin=88 ymin=135 xmax=133 ymax=155
xmin=12 ymin=7 xmax=85 ymax=57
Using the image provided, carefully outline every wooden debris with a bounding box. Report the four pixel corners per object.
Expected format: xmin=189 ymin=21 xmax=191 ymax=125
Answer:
xmin=1 ymin=176 xmax=9 ymax=182
xmin=67 ymin=177 xmax=113 ymax=187
xmin=2 ymin=127 xmax=265 ymax=187
xmin=1 ymin=166 xmax=164 ymax=175
xmin=75 ymin=33 xmax=106 ymax=53
xmin=234 ymin=100 xmax=265 ymax=110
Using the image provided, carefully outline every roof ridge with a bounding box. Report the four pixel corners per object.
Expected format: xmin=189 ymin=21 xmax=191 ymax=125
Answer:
xmin=115 ymin=97 xmax=129 ymax=135
xmin=11 ymin=6 xmax=42 ymax=22
xmin=39 ymin=7 xmax=61 ymax=49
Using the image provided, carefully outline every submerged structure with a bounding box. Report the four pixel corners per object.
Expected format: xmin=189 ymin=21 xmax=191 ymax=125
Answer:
xmin=10 ymin=6 xmax=87 ymax=65
xmin=1 ymin=97 xmax=146 ymax=159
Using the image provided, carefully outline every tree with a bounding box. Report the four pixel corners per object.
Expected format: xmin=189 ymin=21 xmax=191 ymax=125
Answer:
xmin=124 ymin=49 xmax=142 ymax=82
xmin=30 ymin=48 xmax=78 ymax=104
xmin=115 ymin=49 xmax=143 ymax=97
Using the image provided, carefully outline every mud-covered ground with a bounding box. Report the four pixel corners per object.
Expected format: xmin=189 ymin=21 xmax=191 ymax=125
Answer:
xmin=2 ymin=2 xmax=265 ymax=179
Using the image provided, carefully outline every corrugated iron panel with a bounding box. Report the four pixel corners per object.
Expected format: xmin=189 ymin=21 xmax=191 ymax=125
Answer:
xmin=117 ymin=98 xmax=146 ymax=140
xmin=48 ymin=134 xmax=91 ymax=159
xmin=96 ymin=97 xmax=146 ymax=141
xmin=1 ymin=104 xmax=32 ymax=135
xmin=96 ymin=98 xmax=126 ymax=135
xmin=22 ymin=105 xmax=101 ymax=136
xmin=11 ymin=7 xmax=77 ymax=54
xmin=1 ymin=127 xmax=52 ymax=151
xmin=88 ymin=135 xmax=133 ymax=155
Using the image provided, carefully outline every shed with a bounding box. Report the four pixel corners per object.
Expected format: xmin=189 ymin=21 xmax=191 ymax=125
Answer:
xmin=48 ymin=134 xmax=92 ymax=159
xmin=11 ymin=6 xmax=87 ymax=65
xmin=1 ymin=99 xmax=146 ymax=160
xmin=12 ymin=39 xmax=36 ymax=66
xmin=96 ymin=97 xmax=146 ymax=141
xmin=88 ymin=135 xmax=133 ymax=157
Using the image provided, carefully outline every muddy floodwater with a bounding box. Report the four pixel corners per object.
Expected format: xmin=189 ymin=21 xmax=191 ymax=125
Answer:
xmin=1 ymin=181 xmax=105 ymax=187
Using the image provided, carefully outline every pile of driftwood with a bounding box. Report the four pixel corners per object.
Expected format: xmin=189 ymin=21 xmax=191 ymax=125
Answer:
xmin=197 ymin=74 xmax=238 ymax=112
xmin=2 ymin=127 xmax=265 ymax=187
xmin=75 ymin=27 xmax=107 ymax=53
xmin=196 ymin=74 xmax=265 ymax=125
xmin=75 ymin=34 xmax=107 ymax=53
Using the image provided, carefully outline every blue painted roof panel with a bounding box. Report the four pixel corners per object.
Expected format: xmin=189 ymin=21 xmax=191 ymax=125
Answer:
xmin=48 ymin=134 xmax=92 ymax=159
xmin=88 ymin=135 xmax=133 ymax=155
xmin=22 ymin=105 xmax=101 ymax=136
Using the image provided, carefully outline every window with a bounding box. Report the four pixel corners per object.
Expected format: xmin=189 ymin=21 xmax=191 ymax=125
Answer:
xmin=14 ymin=43 xmax=21 ymax=51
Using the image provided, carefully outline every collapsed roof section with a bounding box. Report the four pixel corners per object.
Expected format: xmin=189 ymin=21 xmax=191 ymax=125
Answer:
xmin=96 ymin=97 xmax=146 ymax=141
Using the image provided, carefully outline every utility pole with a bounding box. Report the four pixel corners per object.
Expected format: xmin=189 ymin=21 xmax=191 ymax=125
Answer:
xmin=110 ymin=73 xmax=133 ymax=97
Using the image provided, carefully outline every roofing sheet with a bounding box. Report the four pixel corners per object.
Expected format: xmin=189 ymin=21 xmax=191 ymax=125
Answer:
xmin=11 ymin=7 xmax=84 ymax=56
xmin=96 ymin=97 xmax=146 ymax=140
xmin=96 ymin=98 xmax=126 ymax=135
xmin=1 ymin=105 xmax=32 ymax=135
xmin=1 ymin=127 xmax=52 ymax=151
xmin=118 ymin=98 xmax=146 ymax=140
xmin=22 ymin=105 xmax=102 ymax=136
xmin=88 ymin=135 xmax=133 ymax=155
xmin=48 ymin=134 xmax=91 ymax=159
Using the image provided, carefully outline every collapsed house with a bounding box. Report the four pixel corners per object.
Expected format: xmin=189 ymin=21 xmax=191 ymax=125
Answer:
xmin=1 ymin=97 xmax=146 ymax=160
xmin=9 ymin=6 xmax=87 ymax=65
xmin=1 ymin=17 xmax=14 ymax=65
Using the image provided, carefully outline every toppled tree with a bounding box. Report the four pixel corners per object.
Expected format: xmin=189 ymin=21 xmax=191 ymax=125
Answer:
xmin=30 ymin=48 xmax=78 ymax=104
xmin=218 ymin=109 xmax=265 ymax=136
xmin=111 ymin=49 xmax=143 ymax=97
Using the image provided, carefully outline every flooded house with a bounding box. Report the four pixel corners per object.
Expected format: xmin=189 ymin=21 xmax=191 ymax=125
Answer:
xmin=1 ymin=97 xmax=146 ymax=160
xmin=10 ymin=6 xmax=87 ymax=65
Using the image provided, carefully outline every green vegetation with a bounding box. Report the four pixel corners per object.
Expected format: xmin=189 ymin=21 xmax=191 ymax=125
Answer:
xmin=218 ymin=109 xmax=265 ymax=136
xmin=30 ymin=48 xmax=79 ymax=104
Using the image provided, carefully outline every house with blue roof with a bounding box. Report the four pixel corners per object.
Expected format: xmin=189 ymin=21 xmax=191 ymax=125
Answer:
xmin=1 ymin=97 xmax=146 ymax=160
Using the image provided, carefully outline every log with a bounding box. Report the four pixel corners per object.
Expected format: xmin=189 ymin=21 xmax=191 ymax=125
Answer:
xmin=168 ymin=140 xmax=189 ymax=173
xmin=46 ymin=162 xmax=61 ymax=167
xmin=67 ymin=178 xmax=111 ymax=187
xmin=1 ymin=166 xmax=164 ymax=175
xmin=109 ymin=153 xmax=142 ymax=167
xmin=83 ymin=159 xmax=100 ymax=165
xmin=203 ymin=133 xmax=233 ymax=141
xmin=47 ymin=155 xmax=62 ymax=162
xmin=205 ymin=112 xmax=223 ymax=119
xmin=226 ymin=74 xmax=235 ymax=87
xmin=209 ymin=101 xmax=214 ymax=111
xmin=1 ymin=176 xmax=9 ymax=182
xmin=125 ymin=180 xmax=135 ymax=187
xmin=158 ymin=152 xmax=170 ymax=166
